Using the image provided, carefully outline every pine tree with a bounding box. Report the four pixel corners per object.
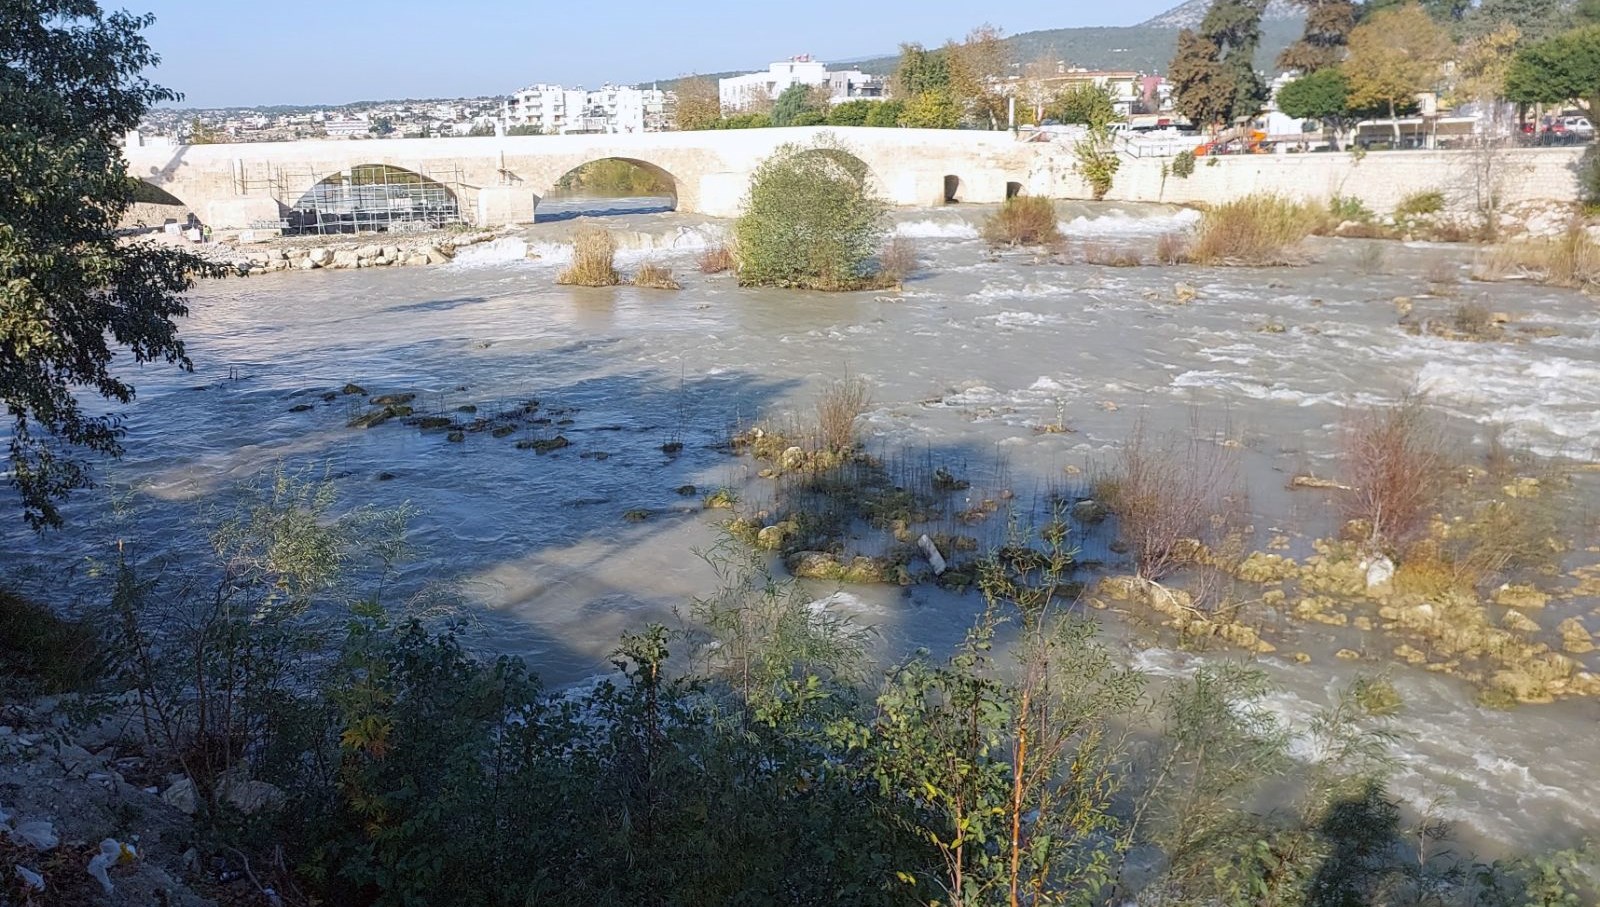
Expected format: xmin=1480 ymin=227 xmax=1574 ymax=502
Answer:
xmin=1278 ymin=0 xmax=1359 ymax=72
xmin=1170 ymin=0 xmax=1271 ymax=129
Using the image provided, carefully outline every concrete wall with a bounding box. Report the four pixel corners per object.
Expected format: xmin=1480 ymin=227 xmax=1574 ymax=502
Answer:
xmin=1068 ymin=146 xmax=1586 ymax=215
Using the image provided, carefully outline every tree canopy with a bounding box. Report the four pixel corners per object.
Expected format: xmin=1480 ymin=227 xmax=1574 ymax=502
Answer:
xmin=1343 ymin=4 xmax=1451 ymax=125
xmin=1275 ymin=66 xmax=1354 ymax=147
xmin=1505 ymin=25 xmax=1600 ymax=113
xmin=1046 ymin=83 xmax=1117 ymax=128
xmin=1 ymin=0 xmax=219 ymax=528
xmin=672 ymin=77 xmax=722 ymax=131
xmin=1169 ymin=0 xmax=1271 ymax=129
xmin=1278 ymin=0 xmax=1358 ymax=72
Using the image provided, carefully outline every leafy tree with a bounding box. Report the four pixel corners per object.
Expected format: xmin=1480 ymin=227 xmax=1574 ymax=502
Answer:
xmin=1276 ymin=66 xmax=1354 ymax=148
xmin=1046 ymin=83 xmax=1117 ymax=127
xmin=772 ymin=83 xmax=828 ymax=127
xmin=671 ymin=76 xmax=722 ymax=131
xmin=505 ymin=123 xmax=542 ymax=136
xmin=1449 ymin=22 xmax=1521 ymax=116
xmin=714 ymin=112 xmax=773 ymax=129
xmin=368 ymin=116 xmax=394 ymax=135
xmin=1582 ymin=0 xmax=1600 ymax=25
xmin=898 ymin=88 xmax=962 ymax=128
xmin=1278 ymin=0 xmax=1358 ymax=72
xmin=1 ymin=0 xmax=220 ymax=529
xmin=1505 ymin=26 xmax=1600 ymax=114
xmin=1169 ymin=29 xmax=1238 ymax=129
xmin=1344 ymin=3 xmax=1451 ymax=141
xmin=826 ymin=99 xmax=876 ymax=126
xmin=947 ymin=23 xmax=1011 ymax=129
xmin=733 ymin=139 xmax=889 ymax=290
xmin=1170 ymin=0 xmax=1270 ymax=128
xmin=467 ymin=121 xmax=496 ymax=137
xmin=864 ymin=99 xmax=905 ymax=127
xmin=892 ymin=42 xmax=951 ymax=98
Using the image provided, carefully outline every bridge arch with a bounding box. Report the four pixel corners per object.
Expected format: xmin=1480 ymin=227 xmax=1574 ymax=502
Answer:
xmin=538 ymin=156 xmax=681 ymax=221
xmin=287 ymin=164 xmax=463 ymax=234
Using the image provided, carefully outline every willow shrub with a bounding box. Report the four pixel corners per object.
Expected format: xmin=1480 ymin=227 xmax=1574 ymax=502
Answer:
xmin=734 ymin=139 xmax=893 ymax=291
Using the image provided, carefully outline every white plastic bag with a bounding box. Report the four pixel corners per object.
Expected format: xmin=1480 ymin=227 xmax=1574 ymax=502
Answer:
xmin=87 ymin=838 xmax=137 ymax=894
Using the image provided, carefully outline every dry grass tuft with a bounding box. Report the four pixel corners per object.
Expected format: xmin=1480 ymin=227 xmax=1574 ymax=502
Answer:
xmin=1338 ymin=392 xmax=1448 ymax=549
xmin=878 ymin=236 xmax=917 ymax=284
xmin=698 ymin=243 xmax=736 ymax=274
xmin=1450 ymin=300 xmax=1496 ymax=338
xmin=632 ymin=261 xmax=682 ymax=290
xmin=1154 ymin=232 xmax=1188 ymax=265
xmin=557 ymin=226 xmax=620 ymax=287
xmin=982 ymin=195 xmax=1062 ymax=247
xmin=1187 ymin=193 xmax=1322 ymax=266
xmin=1099 ymin=418 xmax=1244 ymax=582
xmin=1083 ymin=241 xmax=1143 ymax=267
xmin=815 ymin=376 xmax=871 ymax=453
xmin=1479 ymin=221 xmax=1600 ymax=292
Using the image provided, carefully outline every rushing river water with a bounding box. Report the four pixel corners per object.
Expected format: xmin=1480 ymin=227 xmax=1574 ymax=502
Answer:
xmin=6 ymin=199 xmax=1600 ymax=853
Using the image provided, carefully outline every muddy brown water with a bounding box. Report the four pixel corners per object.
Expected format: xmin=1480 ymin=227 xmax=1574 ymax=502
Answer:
xmin=7 ymin=199 xmax=1600 ymax=852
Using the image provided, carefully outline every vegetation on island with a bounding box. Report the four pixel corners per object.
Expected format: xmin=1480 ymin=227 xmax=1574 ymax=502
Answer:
xmin=733 ymin=139 xmax=902 ymax=290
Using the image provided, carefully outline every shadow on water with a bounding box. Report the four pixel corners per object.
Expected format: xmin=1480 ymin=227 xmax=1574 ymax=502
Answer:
xmin=381 ymin=295 xmax=490 ymax=315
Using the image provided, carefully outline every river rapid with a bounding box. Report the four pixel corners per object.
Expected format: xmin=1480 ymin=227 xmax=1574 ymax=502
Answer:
xmin=6 ymin=198 xmax=1600 ymax=854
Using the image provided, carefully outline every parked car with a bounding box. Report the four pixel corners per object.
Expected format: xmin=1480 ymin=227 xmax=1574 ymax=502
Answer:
xmin=1563 ymin=116 xmax=1594 ymax=139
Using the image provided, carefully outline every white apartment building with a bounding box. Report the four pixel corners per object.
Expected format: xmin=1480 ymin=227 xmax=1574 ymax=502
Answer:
xmin=718 ymin=55 xmax=882 ymax=112
xmin=502 ymin=83 xmax=667 ymax=134
xmin=323 ymin=115 xmax=371 ymax=138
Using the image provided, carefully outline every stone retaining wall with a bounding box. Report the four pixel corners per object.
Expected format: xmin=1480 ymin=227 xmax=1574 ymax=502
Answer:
xmin=206 ymin=230 xmax=503 ymax=275
xmin=1068 ymin=146 xmax=1587 ymax=215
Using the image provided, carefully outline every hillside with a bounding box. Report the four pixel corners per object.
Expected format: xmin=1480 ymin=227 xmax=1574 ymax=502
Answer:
xmin=648 ymin=2 xmax=1307 ymax=90
xmin=1140 ymin=0 xmax=1303 ymax=28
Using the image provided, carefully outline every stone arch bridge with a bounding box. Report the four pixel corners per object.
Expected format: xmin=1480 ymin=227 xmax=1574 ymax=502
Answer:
xmin=124 ymin=126 xmax=1050 ymax=234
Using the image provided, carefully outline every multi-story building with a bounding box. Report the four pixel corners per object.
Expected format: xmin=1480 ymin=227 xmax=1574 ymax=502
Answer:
xmin=501 ymin=83 xmax=668 ymax=134
xmin=1014 ymin=66 xmax=1145 ymax=119
xmin=718 ymin=56 xmax=882 ymax=112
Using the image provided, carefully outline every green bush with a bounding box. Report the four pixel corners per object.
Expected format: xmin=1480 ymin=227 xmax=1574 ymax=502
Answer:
xmin=1074 ymin=129 xmax=1122 ymax=200
xmin=1171 ymin=149 xmax=1197 ymax=179
xmin=1580 ymin=145 xmax=1600 ymax=208
xmin=1189 ymin=193 xmax=1324 ymax=265
xmin=733 ymin=139 xmax=891 ymax=290
xmin=864 ymin=99 xmax=905 ymax=127
xmin=1329 ymin=194 xmax=1373 ymax=222
xmin=827 ymin=99 xmax=876 ymax=126
xmin=1395 ymin=189 xmax=1446 ymax=218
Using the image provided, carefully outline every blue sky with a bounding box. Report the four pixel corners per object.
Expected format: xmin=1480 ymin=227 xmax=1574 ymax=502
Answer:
xmin=131 ymin=0 xmax=1176 ymax=107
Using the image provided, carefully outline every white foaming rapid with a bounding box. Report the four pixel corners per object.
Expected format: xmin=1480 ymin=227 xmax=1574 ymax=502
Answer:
xmin=893 ymin=218 xmax=982 ymax=240
xmin=1060 ymin=207 xmax=1200 ymax=237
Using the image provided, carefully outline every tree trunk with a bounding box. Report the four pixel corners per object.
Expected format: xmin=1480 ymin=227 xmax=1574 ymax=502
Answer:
xmin=1390 ymin=99 xmax=1400 ymax=144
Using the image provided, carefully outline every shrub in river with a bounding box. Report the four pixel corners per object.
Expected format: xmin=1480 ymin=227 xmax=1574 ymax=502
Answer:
xmin=1187 ymin=193 xmax=1322 ymax=266
xmin=631 ymin=261 xmax=682 ymax=290
xmin=1450 ymin=300 xmax=1498 ymax=339
xmin=1480 ymin=221 xmax=1600 ymax=292
xmin=698 ymin=243 xmax=735 ymax=273
xmin=877 ymin=236 xmax=917 ymax=283
xmin=1154 ymin=231 xmax=1188 ymax=265
xmin=815 ymin=376 xmax=870 ymax=453
xmin=982 ymin=195 xmax=1062 ymax=247
xmin=1098 ymin=418 xmax=1243 ymax=582
xmin=1083 ymin=240 xmax=1143 ymax=267
xmin=1337 ymin=392 xmax=1447 ymax=550
xmin=557 ymin=226 xmax=620 ymax=286
xmin=733 ymin=138 xmax=892 ymax=290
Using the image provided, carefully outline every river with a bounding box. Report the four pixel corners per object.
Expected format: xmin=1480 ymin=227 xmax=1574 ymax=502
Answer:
xmin=5 ymin=197 xmax=1599 ymax=854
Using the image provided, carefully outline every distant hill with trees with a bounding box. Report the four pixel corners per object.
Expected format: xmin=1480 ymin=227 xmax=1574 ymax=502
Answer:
xmin=647 ymin=5 xmax=1306 ymax=91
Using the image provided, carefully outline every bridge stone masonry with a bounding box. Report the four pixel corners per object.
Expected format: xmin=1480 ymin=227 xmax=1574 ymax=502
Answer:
xmin=126 ymin=125 xmax=1586 ymax=239
xmin=124 ymin=126 xmax=1048 ymax=235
